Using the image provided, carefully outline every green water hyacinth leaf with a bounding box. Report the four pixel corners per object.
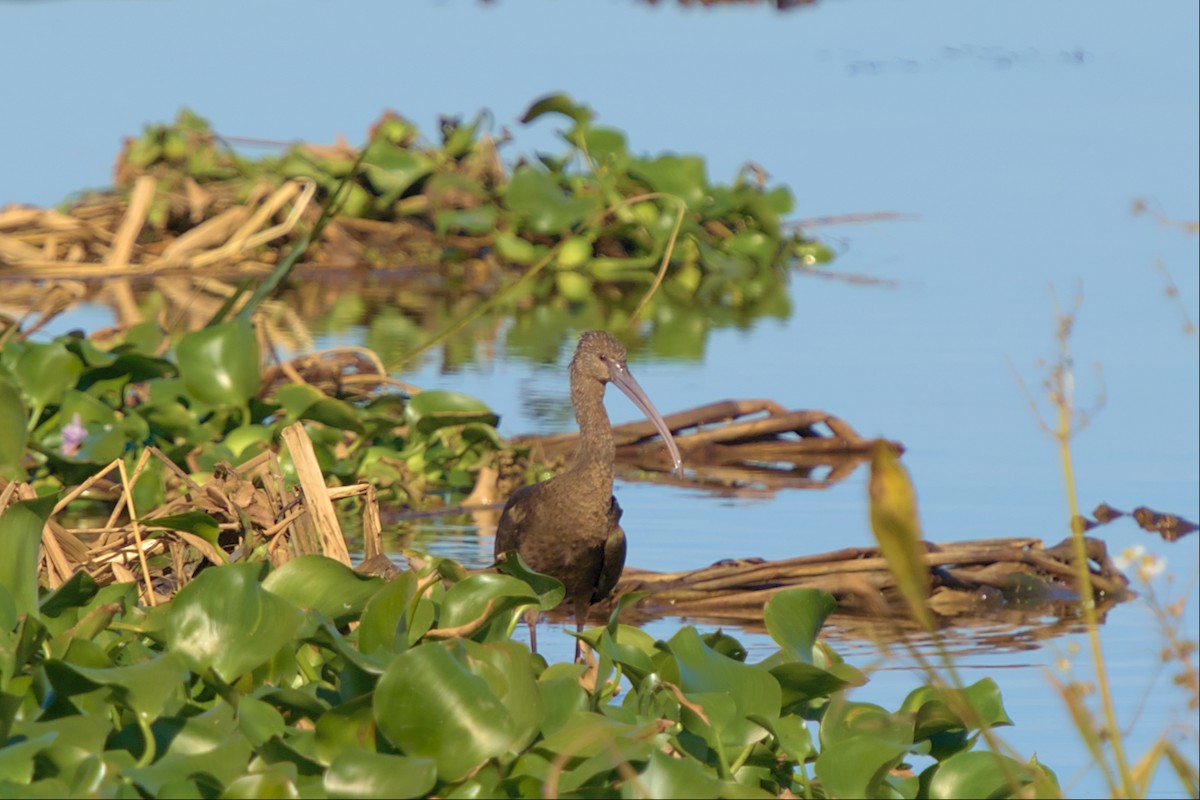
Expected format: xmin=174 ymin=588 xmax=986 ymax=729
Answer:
xmin=0 ymin=496 xmax=55 ymax=618
xmin=495 ymin=550 xmax=566 ymax=610
xmin=520 ymin=92 xmax=594 ymax=126
xmin=437 ymin=573 xmax=545 ymax=639
xmin=374 ymin=641 xmax=514 ymax=781
xmin=815 ymin=734 xmax=914 ymax=799
xmin=361 ymin=144 xmax=433 ymax=204
xmin=325 ymin=750 xmax=437 ymax=799
xmin=275 ymin=383 xmax=365 ymax=433
xmin=503 ymin=166 xmax=604 ymax=235
xmin=145 ymin=510 xmax=221 ymax=547
xmin=667 ymin=626 xmax=781 ymax=749
xmin=176 ymin=318 xmax=261 ymax=411
xmin=404 ymin=389 xmax=498 ymax=435
xmin=435 ymin=206 xmax=499 ymax=236
xmin=0 ymin=379 xmax=28 ymax=477
xmin=920 ymin=750 xmax=1057 ymax=799
xmin=166 ymin=562 xmax=304 ymax=681
xmin=629 ymin=154 xmax=709 ymax=209
xmin=262 ymin=556 xmax=383 ymax=627
xmin=220 ymin=768 xmax=299 ymax=799
xmin=42 ymin=652 xmax=189 ymax=719
xmin=763 ymin=587 xmax=835 ymax=663
xmin=820 ymin=696 xmax=915 ymax=749
xmin=14 ymin=341 xmax=84 ymax=426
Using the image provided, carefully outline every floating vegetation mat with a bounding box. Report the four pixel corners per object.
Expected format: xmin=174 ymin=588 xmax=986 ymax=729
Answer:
xmin=613 ymin=535 xmax=1132 ymax=627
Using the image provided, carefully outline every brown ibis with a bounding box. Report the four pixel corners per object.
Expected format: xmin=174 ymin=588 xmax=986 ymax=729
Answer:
xmin=495 ymin=330 xmax=683 ymax=657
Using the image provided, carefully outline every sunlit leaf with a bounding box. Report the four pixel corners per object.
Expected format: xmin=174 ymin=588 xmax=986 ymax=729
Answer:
xmin=404 ymin=390 xmax=498 ymax=435
xmin=166 ymin=562 xmax=304 ymax=681
xmin=762 ymin=588 xmax=835 ymax=664
xmin=374 ymin=640 xmax=514 ymax=781
xmin=0 ymin=379 xmax=28 ymax=478
xmin=814 ymin=734 xmax=912 ymax=799
xmin=921 ymin=750 xmax=1055 ymax=799
xmin=520 ymin=93 xmax=594 ymax=126
xmin=0 ymin=496 xmax=55 ymax=618
xmin=666 ymin=626 xmax=781 ymax=748
xmin=176 ymin=318 xmax=261 ymax=411
xmin=262 ymin=556 xmax=383 ymax=627
xmin=325 ymin=750 xmax=437 ymax=799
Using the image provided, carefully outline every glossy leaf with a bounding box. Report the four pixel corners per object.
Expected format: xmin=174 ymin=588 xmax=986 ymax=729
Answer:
xmin=262 ymin=556 xmax=383 ymax=627
xmin=0 ymin=379 xmax=28 ymax=477
xmin=404 ymin=389 xmax=498 ymax=435
xmin=520 ymin=93 xmax=594 ymax=126
xmin=814 ymin=734 xmax=912 ymax=799
xmin=144 ymin=510 xmax=221 ymax=547
xmin=921 ymin=750 xmax=1053 ymax=799
xmin=374 ymin=641 xmax=514 ymax=781
xmin=763 ymin=587 xmax=836 ymax=664
xmin=166 ymin=562 xmax=304 ymax=681
xmin=0 ymin=496 xmax=55 ymax=618
xmin=325 ymin=750 xmax=437 ymax=799
xmin=14 ymin=341 xmax=83 ymax=423
xmin=667 ymin=626 xmax=781 ymax=748
xmin=176 ymin=318 xmax=261 ymax=410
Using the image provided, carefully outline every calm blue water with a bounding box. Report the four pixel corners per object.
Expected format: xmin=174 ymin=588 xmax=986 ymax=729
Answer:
xmin=5 ymin=0 xmax=1198 ymax=796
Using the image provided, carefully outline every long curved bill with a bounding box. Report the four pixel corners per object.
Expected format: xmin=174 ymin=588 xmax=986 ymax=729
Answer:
xmin=607 ymin=361 xmax=684 ymax=477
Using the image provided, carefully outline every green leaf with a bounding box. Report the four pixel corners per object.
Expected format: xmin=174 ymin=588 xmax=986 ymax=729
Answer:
xmin=43 ymin=652 xmax=190 ymax=719
xmin=144 ymin=510 xmax=221 ymax=547
xmin=921 ymin=750 xmax=1052 ymax=799
xmin=262 ymin=556 xmax=383 ymax=627
xmin=762 ymin=588 xmax=835 ymax=664
xmin=820 ymin=695 xmax=914 ymax=749
xmin=494 ymin=550 xmax=566 ymax=611
xmin=0 ymin=496 xmax=56 ymax=618
xmin=437 ymin=573 xmax=542 ymax=638
xmin=0 ymin=379 xmax=29 ymax=478
xmin=176 ymin=318 xmax=261 ymax=411
xmin=434 ymin=206 xmax=499 ymax=236
xmin=325 ymin=750 xmax=437 ymax=799
xmin=520 ymin=93 xmax=594 ymax=126
xmin=503 ymin=166 xmax=604 ymax=235
xmin=166 ymin=562 xmax=304 ymax=681
xmin=274 ymin=384 xmax=364 ymax=434
xmin=633 ymin=749 xmax=726 ymax=799
xmin=219 ymin=768 xmax=300 ymax=799
xmin=815 ymin=735 xmax=913 ymax=799
xmin=14 ymin=341 xmax=84 ymax=424
xmin=361 ymin=143 xmax=433 ymax=204
xmin=667 ymin=626 xmax=781 ymax=749
xmin=374 ymin=641 xmax=514 ymax=781
xmin=404 ymin=390 xmax=498 ymax=435
xmin=358 ymin=571 xmax=419 ymax=656
xmin=629 ymin=155 xmax=709 ymax=209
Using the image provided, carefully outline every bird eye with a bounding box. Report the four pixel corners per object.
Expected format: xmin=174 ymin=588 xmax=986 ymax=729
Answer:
xmin=598 ymin=354 xmax=608 ymax=362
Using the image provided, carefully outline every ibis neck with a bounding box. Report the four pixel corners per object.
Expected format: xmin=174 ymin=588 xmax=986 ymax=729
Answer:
xmin=569 ymin=375 xmax=615 ymax=484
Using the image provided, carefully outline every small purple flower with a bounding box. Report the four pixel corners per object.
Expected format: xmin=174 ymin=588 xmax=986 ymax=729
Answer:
xmin=61 ymin=413 xmax=86 ymax=457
